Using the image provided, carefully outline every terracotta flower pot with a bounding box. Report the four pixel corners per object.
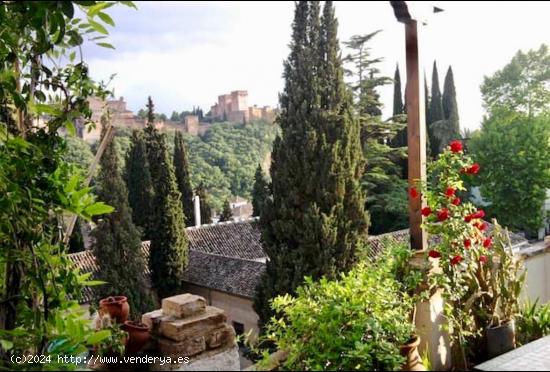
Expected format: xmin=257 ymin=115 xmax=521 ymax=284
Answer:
xmin=486 ymin=319 xmax=516 ymax=358
xmin=400 ymin=335 xmax=426 ymax=371
xmin=99 ymin=296 xmax=130 ymax=324
xmin=122 ymin=321 xmax=150 ymax=356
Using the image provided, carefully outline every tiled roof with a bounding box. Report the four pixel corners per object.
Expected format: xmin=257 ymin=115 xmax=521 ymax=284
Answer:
xmin=182 ymin=251 xmax=265 ymax=299
xmin=186 ymin=218 xmax=264 ymax=260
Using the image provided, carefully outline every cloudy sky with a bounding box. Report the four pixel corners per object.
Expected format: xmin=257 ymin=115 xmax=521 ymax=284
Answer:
xmin=84 ymin=1 xmax=550 ymax=130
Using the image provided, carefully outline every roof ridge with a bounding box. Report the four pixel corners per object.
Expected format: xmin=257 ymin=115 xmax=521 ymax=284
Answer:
xmin=190 ymin=249 xmax=265 ymax=264
xmin=185 ymin=216 xmax=259 ymax=231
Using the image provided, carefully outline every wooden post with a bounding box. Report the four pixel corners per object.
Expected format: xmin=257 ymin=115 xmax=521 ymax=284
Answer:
xmin=404 ymin=20 xmax=428 ymax=251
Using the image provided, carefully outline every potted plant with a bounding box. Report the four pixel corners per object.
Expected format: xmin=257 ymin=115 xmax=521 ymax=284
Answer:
xmin=122 ymin=320 xmax=150 ymax=355
xmin=99 ymin=296 xmax=130 ymax=324
xmin=484 ymin=221 xmax=526 ymax=358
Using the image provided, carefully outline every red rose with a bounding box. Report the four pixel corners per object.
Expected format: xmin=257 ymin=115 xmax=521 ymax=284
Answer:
xmin=479 ymin=255 xmax=488 ymax=264
xmin=452 ymin=197 xmax=461 ymax=206
xmin=409 ymin=187 xmax=419 ymax=199
xmin=428 ymin=250 xmax=441 ymax=259
xmin=473 ymin=209 xmax=485 ymax=219
xmin=464 ymin=239 xmax=472 ymax=249
xmin=483 ymin=237 xmax=492 ymax=248
xmin=465 ymin=215 xmax=473 ymax=223
xmin=421 ymin=207 xmax=432 ymax=217
xmin=451 ymin=255 xmax=463 ymax=266
xmin=476 ymin=222 xmax=488 ymax=231
xmin=437 ymin=208 xmax=450 ymax=221
xmin=450 ymin=140 xmax=463 ymax=153
xmin=467 ymin=163 xmax=480 ymax=175
xmin=445 ymin=187 xmax=456 ymax=197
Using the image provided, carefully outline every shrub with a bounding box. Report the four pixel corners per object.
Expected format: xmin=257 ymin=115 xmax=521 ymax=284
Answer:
xmin=262 ymin=260 xmax=414 ymax=371
xmin=517 ymin=300 xmax=550 ymax=345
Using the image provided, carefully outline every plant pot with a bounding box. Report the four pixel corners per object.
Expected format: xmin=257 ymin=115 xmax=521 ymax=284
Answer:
xmin=400 ymin=335 xmax=426 ymax=371
xmin=99 ymin=296 xmax=130 ymax=324
xmin=122 ymin=321 xmax=150 ymax=355
xmin=486 ymin=319 xmax=516 ymax=358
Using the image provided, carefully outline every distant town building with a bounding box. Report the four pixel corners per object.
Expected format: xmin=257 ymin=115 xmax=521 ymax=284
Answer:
xmin=210 ymin=90 xmax=275 ymax=123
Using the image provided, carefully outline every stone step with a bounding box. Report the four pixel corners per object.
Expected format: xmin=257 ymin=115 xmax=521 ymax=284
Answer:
xmin=159 ymin=306 xmax=227 ymax=342
xmin=162 ymin=294 xmax=206 ymax=318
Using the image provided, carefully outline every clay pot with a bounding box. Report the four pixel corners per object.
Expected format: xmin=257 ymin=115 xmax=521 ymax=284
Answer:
xmin=400 ymin=335 xmax=426 ymax=371
xmin=99 ymin=296 xmax=130 ymax=324
xmin=122 ymin=321 xmax=150 ymax=356
xmin=486 ymin=319 xmax=516 ymax=358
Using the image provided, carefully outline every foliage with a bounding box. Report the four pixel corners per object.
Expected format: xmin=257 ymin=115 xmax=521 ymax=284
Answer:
xmin=392 ymin=64 xmax=404 ymax=117
xmin=344 ymin=30 xmax=408 ymax=235
xmin=481 ymin=44 xmax=550 ymax=116
xmin=64 ymin=135 xmax=95 ymax=170
xmin=427 ymin=61 xmax=445 ymax=156
xmin=255 ymin=1 xmax=368 ymax=327
xmin=416 ymin=141 xmax=525 ymax=368
xmin=144 ymin=116 xmax=189 ymax=299
xmin=251 ymin=164 xmax=269 ymax=217
xmin=124 ymin=130 xmax=154 ymax=239
xmin=92 ymin=121 xmax=153 ymax=317
xmin=0 ymin=1 xmax=133 ymax=369
xmin=517 ymin=300 xmax=550 ymax=346
xmin=469 ymin=109 xmax=550 ymax=234
xmin=262 ymin=261 xmax=414 ymax=371
xmin=93 ymin=315 xmax=126 ymax=357
xmin=219 ymin=199 xmax=233 ymax=222
xmin=68 ymin=218 xmax=85 ymax=253
xmin=173 ymin=131 xmax=195 ymax=226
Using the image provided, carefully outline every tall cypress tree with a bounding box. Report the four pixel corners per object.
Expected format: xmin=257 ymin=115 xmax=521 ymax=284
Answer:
xmin=195 ymin=183 xmax=212 ymax=224
xmin=173 ymin=131 xmax=195 ymax=227
xmin=254 ymin=1 xmax=368 ymax=327
xmin=125 ymin=130 xmax=155 ymax=239
xmin=442 ymin=66 xmax=460 ymax=139
xmin=428 ymin=61 xmax=444 ymax=155
xmin=144 ymin=98 xmax=189 ymax=299
xmin=251 ymin=164 xmax=269 ymax=217
xmin=393 ymin=64 xmax=404 ymax=116
xmin=93 ymin=119 xmax=154 ymax=317
xmin=219 ymin=199 xmax=233 ymax=222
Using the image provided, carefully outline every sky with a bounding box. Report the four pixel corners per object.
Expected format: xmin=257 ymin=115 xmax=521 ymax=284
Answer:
xmin=84 ymin=1 xmax=550 ymax=130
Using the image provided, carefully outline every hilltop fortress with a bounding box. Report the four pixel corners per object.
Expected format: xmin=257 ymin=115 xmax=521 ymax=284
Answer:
xmin=77 ymin=91 xmax=276 ymax=143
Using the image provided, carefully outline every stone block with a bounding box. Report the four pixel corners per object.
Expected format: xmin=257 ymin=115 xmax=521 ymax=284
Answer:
xmin=206 ymin=324 xmax=236 ymax=349
xmin=157 ymin=335 xmax=206 ymax=358
xmin=159 ymin=306 xmax=226 ymax=342
xmin=162 ymin=294 xmax=206 ymax=318
xmin=142 ymin=309 xmax=173 ymax=335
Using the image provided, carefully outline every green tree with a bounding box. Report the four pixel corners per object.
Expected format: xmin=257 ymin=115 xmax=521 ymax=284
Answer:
xmin=93 ymin=121 xmax=153 ymax=317
xmin=343 ymin=31 xmax=407 ymax=235
xmin=219 ymin=199 xmax=233 ymax=222
xmin=251 ymin=164 xmax=269 ymax=217
xmin=144 ymin=99 xmax=189 ymax=299
xmin=173 ymin=131 xmax=195 ymax=226
xmin=196 ymin=182 xmax=213 ymax=224
xmin=470 ymin=110 xmax=550 ymax=235
xmin=125 ymin=130 xmax=155 ymax=239
xmin=63 ymin=135 xmax=94 ymax=170
xmin=393 ymin=64 xmax=404 ymax=116
xmin=481 ymin=44 xmax=550 ymax=116
xmin=254 ymin=1 xmax=368 ymax=327
xmin=428 ymin=61 xmax=444 ymax=156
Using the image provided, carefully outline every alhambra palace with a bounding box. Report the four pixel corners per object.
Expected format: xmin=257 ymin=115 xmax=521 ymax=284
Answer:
xmin=77 ymin=90 xmax=276 ymax=143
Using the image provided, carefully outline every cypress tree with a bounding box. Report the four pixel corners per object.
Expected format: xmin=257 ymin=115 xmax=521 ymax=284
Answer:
xmin=393 ymin=64 xmax=404 ymax=116
xmin=251 ymin=164 xmax=269 ymax=217
xmin=125 ymin=130 xmax=155 ymax=239
xmin=254 ymin=1 xmax=368 ymax=327
xmin=428 ymin=61 xmax=444 ymax=155
xmin=144 ymin=98 xmax=189 ymax=299
xmin=195 ymin=183 xmax=212 ymax=224
xmin=219 ymin=199 xmax=233 ymax=222
xmin=173 ymin=131 xmax=195 ymax=226
xmin=442 ymin=66 xmax=460 ymax=138
xmin=93 ymin=119 xmax=154 ymax=317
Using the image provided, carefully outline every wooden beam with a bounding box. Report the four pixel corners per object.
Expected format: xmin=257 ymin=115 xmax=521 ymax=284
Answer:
xmin=404 ymin=20 xmax=428 ymax=251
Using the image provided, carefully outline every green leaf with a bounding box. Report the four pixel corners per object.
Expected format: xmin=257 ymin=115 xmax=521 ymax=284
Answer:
xmin=84 ymin=202 xmax=114 ymax=216
xmin=86 ymin=330 xmax=111 ymax=345
xmin=65 ymin=120 xmax=76 ymax=136
xmin=120 ymin=1 xmax=138 ymax=10
xmin=96 ymin=42 xmax=115 ymax=50
xmin=88 ymin=20 xmax=108 ymax=35
xmin=97 ymin=12 xmax=115 ymax=27
xmin=87 ymin=2 xmax=111 ymax=17
xmin=0 ymin=340 xmax=13 ymax=351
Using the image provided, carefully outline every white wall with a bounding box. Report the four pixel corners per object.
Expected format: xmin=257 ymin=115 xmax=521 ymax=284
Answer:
xmin=522 ymin=250 xmax=550 ymax=304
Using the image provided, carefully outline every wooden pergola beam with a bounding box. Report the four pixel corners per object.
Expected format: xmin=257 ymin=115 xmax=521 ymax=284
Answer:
xmin=391 ymin=1 xmax=428 ymax=251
